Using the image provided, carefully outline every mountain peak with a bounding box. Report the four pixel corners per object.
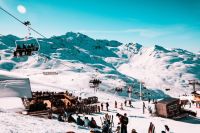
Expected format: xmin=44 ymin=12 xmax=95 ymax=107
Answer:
xmin=65 ymin=32 xmax=80 ymax=38
xmin=153 ymin=45 xmax=169 ymax=53
xmin=134 ymin=43 xmax=142 ymax=49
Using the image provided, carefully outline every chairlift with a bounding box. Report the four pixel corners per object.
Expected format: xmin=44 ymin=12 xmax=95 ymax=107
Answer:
xmin=13 ymin=21 xmax=40 ymax=57
xmin=14 ymin=38 xmax=40 ymax=57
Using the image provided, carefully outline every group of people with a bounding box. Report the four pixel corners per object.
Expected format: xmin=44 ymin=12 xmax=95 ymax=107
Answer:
xmin=124 ymin=100 xmax=133 ymax=108
xmin=114 ymin=100 xmax=133 ymax=110
xmin=115 ymin=87 xmax=123 ymax=92
xmin=58 ymin=114 xmax=101 ymax=129
xmin=101 ymin=102 xmax=109 ymax=111
xmin=14 ymin=43 xmax=39 ymax=57
xmin=16 ymin=43 xmax=39 ymax=51
xmin=27 ymin=91 xmax=171 ymax=133
xmin=116 ymin=113 xmax=129 ymax=133
xmin=58 ymin=111 xmax=130 ymax=133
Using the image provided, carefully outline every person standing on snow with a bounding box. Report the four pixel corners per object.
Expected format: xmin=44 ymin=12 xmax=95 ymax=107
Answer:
xmin=124 ymin=100 xmax=127 ymax=106
xmin=115 ymin=101 xmax=117 ymax=108
xmin=148 ymin=122 xmax=155 ymax=133
xmin=143 ymin=102 xmax=146 ymax=114
xmin=106 ymin=102 xmax=109 ymax=111
xmin=101 ymin=103 xmax=104 ymax=111
xmin=120 ymin=103 xmax=123 ymax=110
xmin=116 ymin=113 xmax=128 ymax=133
xmin=129 ymin=100 xmax=133 ymax=107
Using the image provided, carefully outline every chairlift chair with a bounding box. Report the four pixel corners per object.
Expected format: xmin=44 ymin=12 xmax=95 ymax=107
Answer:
xmin=14 ymin=37 xmax=40 ymax=57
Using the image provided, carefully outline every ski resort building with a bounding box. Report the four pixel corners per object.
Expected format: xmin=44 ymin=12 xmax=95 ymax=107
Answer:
xmin=192 ymin=91 xmax=200 ymax=107
xmin=155 ymin=97 xmax=181 ymax=118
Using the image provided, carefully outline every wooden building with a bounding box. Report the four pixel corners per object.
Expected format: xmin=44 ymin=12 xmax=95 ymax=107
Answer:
xmin=191 ymin=91 xmax=200 ymax=107
xmin=155 ymin=97 xmax=181 ymax=118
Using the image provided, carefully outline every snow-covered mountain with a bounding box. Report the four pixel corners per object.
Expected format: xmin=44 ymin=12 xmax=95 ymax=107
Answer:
xmin=118 ymin=44 xmax=200 ymax=95
xmin=0 ymin=32 xmax=199 ymax=97
xmin=1 ymin=32 xmax=200 ymax=133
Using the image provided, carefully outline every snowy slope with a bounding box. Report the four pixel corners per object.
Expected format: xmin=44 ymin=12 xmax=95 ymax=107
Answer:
xmin=0 ymin=32 xmax=200 ymax=96
xmin=118 ymin=44 xmax=200 ymax=96
xmin=0 ymin=70 xmax=200 ymax=133
xmin=1 ymin=33 xmax=200 ymax=133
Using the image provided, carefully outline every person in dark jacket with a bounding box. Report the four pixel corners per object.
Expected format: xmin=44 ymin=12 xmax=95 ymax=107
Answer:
xmin=129 ymin=100 xmax=133 ymax=107
xmin=101 ymin=103 xmax=104 ymax=111
xmin=58 ymin=114 xmax=64 ymax=122
xmin=115 ymin=101 xmax=117 ymax=108
xmin=106 ymin=102 xmax=109 ymax=111
xmin=77 ymin=116 xmax=84 ymax=126
xmin=68 ymin=114 xmax=76 ymax=123
xmin=116 ymin=113 xmax=128 ymax=133
xmin=102 ymin=121 xmax=110 ymax=133
xmin=124 ymin=100 xmax=127 ymax=106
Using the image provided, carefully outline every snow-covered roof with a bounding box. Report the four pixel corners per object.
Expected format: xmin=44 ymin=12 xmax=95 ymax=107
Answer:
xmin=0 ymin=78 xmax=32 ymax=98
xmin=157 ymin=97 xmax=179 ymax=104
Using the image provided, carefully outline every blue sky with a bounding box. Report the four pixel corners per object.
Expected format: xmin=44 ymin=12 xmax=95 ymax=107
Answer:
xmin=0 ymin=0 xmax=200 ymax=52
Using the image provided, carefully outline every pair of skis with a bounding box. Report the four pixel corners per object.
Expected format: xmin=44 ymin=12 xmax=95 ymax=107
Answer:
xmin=100 ymin=115 xmax=114 ymax=133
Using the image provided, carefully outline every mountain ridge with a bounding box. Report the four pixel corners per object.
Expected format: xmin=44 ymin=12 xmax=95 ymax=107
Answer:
xmin=0 ymin=32 xmax=199 ymax=97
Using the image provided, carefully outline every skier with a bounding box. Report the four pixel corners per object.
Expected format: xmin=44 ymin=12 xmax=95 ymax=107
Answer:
xmin=102 ymin=120 xmax=110 ymax=133
xmin=129 ymin=100 xmax=133 ymax=107
xmin=98 ymin=106 xmax=101 ymax=112
xmin=148 ymin=98 xmax=151 ymax=103
xmin=120 ymin=103 xmax=123 ymax=110
xmin=106 ymin=102 xmax=109 ymax=111
xmin=101 ymin=103 xmax=104 ymax=111
xmin=115 ymin=101 xmax=117 ymax=108
xmin=124 ymin=100 xmax=127 ymax=106
xmin=143 ymin=102 xmax=146 ymax=114
xmin=148 ymin=122 xmax=155 ymax=133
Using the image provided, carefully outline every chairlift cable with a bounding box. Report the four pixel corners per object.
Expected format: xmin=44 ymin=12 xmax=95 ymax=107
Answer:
xmin=0 ymin=6 xmax=80 ymax=70
xmin=0 ymin=6 xmax=47 ymax=38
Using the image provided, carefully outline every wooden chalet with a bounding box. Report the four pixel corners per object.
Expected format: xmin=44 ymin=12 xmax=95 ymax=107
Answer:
xmin=155 ymin=97 xmax=181 ymax=118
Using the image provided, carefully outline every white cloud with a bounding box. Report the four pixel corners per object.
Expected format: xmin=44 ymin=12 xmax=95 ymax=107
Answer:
xmin=76 ymin=25 xmax=189 ymax=38
xmin=76 ymin=28 xmax=168 ymax=38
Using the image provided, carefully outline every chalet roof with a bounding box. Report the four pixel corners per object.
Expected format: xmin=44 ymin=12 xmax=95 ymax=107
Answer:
xmin=158 ymin=97 xmax=179 ymax=104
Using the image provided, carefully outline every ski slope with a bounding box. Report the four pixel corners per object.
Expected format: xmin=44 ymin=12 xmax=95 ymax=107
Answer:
xmin=0 ymin=69 xmax=200 ymax=133
xmin=0 ymin=33 xmax=200 ymax=132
